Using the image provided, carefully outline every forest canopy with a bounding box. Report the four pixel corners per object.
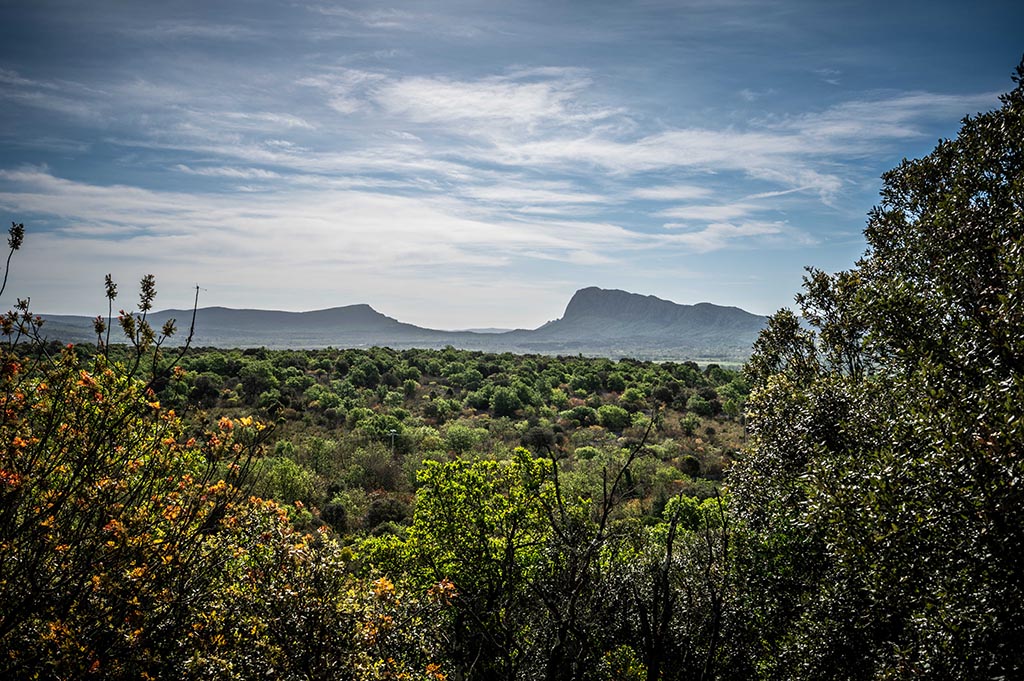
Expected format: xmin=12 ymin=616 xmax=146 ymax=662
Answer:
xmin=732 ymin=59 xmax=1024 ymax=677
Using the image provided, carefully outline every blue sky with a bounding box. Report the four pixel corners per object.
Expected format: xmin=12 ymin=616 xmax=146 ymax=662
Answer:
xmin=1 ymin=0 xmax=1021 ymax=329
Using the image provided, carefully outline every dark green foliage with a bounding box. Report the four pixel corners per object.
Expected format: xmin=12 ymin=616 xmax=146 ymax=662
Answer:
xmin=685 ymin=394 xmax=714 ymax=416
xmin=565 ymin=404 xmax=599 ymax=426
xmin=521 ymin=424 xmax=556 ymax=453
xmin=597 ymin=404 xmax=631 ymax=431
xmin=365 ymin=495 xmax=409 ymax=529
xmin=678 ymin=455 xmax=700 ymax=477
xmin=238 ymin=359 xmax=278 ymax=402
xmin=731 ymin=61 xmax=1024 ymax=678
xmin=348 ymin=359 xmax=381 ymax=388
xmin=606 ymin=372 xmax=627 ymax=392
xmin=444 ymin=423 xmax=481 ymax=455
xmin=490 ymin=385 xmax=524 ymax=416
xmin=320 ymin=501 xmax=348 ymax=532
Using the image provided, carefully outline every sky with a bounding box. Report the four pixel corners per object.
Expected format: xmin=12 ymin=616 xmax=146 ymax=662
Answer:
xmin=0 ymin=1 xmax=1021 ymax=330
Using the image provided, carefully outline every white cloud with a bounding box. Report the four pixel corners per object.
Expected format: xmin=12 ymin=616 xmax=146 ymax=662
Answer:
xmin=124 ymin=22 xmax=263 ymax=41
xmin=173 ymin=165 xmax=282 ymax=180
xmin=305 ymin=4 xmax=492 ymax=39
xmin=661 ymin=221 xmax=795 ymax=253
xmin=298 ymin=68 xmax=386 ymax=115
xmin=0 ymin=69 xmax=37 ymax=88
xmin=373 ymin=72 xmax=620 ymax=133
xmin=631 ymin=184 xmax=714 ymax=201
xmin=659 ymin=204 xmax=757 ymax=222
xmin=460 ymin=183 xmax=610 ymax=206
xmin=739 ymin=88 xmax=776 ymax=101
xmin=479 ymin=127 xmax=843 ymax=198
xmin=813 ymin=68 xmax=842 ymax=86
xmin=0 ymin=69 xmax=107 ymax=120
xmin=783 ymin=91 xmax=1001 ymax=146
xmin=309 ymin=6 xmax=416 ymax=29
xmin=485 ymin=128 xmax=796 ymax=174
xmin=217 ymin=111 xmax=315 ymax=130
xmin=0 ymin=168 xmax=642 ymax=285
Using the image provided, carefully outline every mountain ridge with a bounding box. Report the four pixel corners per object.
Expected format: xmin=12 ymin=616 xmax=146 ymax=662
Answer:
xmin=38 ymin=287 xmax=767 ymax=362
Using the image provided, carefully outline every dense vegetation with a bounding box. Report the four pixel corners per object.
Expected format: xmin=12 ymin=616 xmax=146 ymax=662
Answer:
xmin=2 ymin=62 xmax=1022 ymax=679
xmin=2 ymin=275 xmax=747 ymax=679
xmin=162 ymin=342 xmax=746 ymax=532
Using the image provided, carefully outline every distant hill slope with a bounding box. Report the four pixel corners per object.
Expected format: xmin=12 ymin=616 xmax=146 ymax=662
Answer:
xmin=150 ymin=304 xmax=435 ymax=339
xmin=538 ymin=286 xmax=764 ymax=338
xmin=38 ymin=287 xmax=767 ymax=362
xmin=503 ymin=287 xmax=766 ymax=359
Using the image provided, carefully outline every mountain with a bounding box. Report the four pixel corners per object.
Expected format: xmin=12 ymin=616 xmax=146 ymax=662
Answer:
xmin=500 ymin=287 xmax=766 ymax=359
xmin=157 ymin=304 xmax=413 ymax=333
xmin=454 ymin=327 xmax=514 ymax=334
xmin=38 ymin=287 xmax=767 ymax=362
xmin=543 ymin=287 xmax=763 ymax=336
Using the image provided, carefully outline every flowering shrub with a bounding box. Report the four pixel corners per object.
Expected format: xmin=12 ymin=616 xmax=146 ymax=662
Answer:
xmin=0 ymin=224 xmax=451 ymax=679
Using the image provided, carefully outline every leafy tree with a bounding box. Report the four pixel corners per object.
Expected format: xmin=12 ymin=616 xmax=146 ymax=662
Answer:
xmin=321 ymin=501 xmax=349 ymax=533
xmin=188 ymin=505 xmax=452 ymax=680
xmin=490 ymin=385 xmax=524 ymax=417
xmin=605 ymin=372 xmax=627 ymax=393
xmin=548 ymin=387 xmax=570 ymax=409
xmin=597 ymin=404 xmax=632 ymax=432
xmin=402 ymin=378 xmax=419 ymax=397
xmin=679 ymin=413 xmax=701 ymax=437
xmin=731 ymin=61 xmax=1024 ymax=678
xmin=238 ymin=359 xmax=278 ymax=403
xmin=349 ymin=360 xmax=381 ymax=388
xmin=444 ymin=423 xmax=481 ymax=455
xmin=563 ymin=405 xmax=599 ymax=427
xmin=685 ymin=394 xmax=713 ymax=417
xmin=569 ymin=371 xmax=602 ymax=394
xmin=521 ymin=424 xmax=556 ymax=454
xmin=620 ymin=387 xmax=646 ymax=412
xmin=365 ymin=495 xmax=410 ymax=529
xmin=253 ymin=455 xmax=320 ymax=505
xmin=402 ymin=450 xmax=553 ymax=679
xmin=606 ymin=494 xmax=736 ymax=681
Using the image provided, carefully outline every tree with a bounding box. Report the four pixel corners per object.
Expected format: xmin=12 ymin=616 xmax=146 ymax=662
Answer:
xmin=620 ymin=387 xmax=646 ymax=412
xmin=731 ymin=61 xmax=1024 ymax=678
xmin=684 ymin=394 xmax=713 ymax=417
xmin=238 ymin=359 xmax=278 ymax=403
xmin=490 ymin=385 xmax=524 ymax=417
xmin=597 ymin=404 xmax=631 ymax=432
xmin=607 ymin=494 xmax=736 ymax=681
xmin=401 ymin=450 xmax=553 ymax=679
xmin=444 ymin=423 xmax=481 ymax=455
